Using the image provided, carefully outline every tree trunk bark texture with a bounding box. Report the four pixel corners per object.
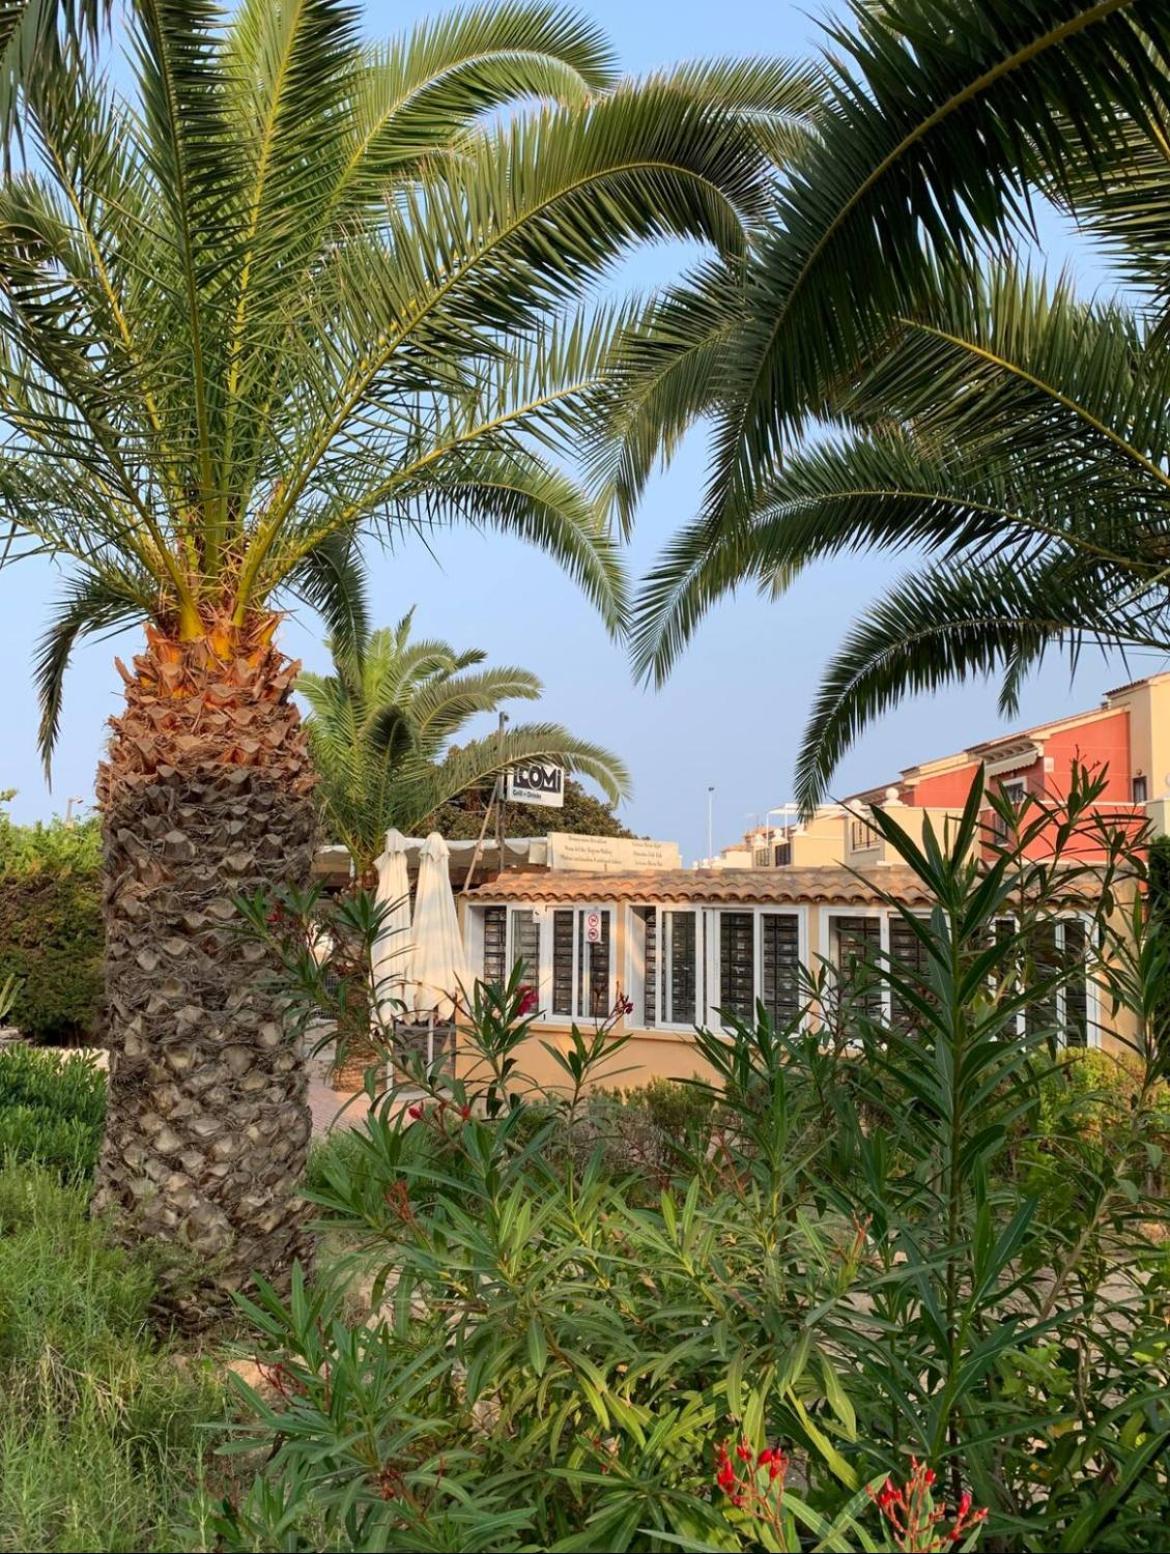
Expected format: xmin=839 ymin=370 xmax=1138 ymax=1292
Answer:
xmin=93 ymin=620 xmax=317 ymax=1324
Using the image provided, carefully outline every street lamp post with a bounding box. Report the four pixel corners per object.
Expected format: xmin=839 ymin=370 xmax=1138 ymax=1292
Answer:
xmin=706 ymin=786 xmax=715 ymax=865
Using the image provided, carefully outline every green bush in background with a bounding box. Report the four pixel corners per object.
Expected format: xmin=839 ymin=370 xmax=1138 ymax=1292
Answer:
xmin=0 ymin=795 xmax=103 ymax=1044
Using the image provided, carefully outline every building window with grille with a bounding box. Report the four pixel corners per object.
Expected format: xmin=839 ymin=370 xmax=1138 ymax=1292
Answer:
xmin=714 ymin=908 xmax=802 ymax=1029
xmin=479 ymin=906 xmax=541 ymax=994
xmin=773 ymin=839 xmax=792 ymax=866
xmin=550 ymin=906 xmax=612 ymax=1021
xmin=1004 ymin=916 xmax=1090 ymax=1049
xmin=1133 ymin=774 xmax=1149 ymax=804
xmin=829 ymin=914 xmax=884 ymax=1019
xmin=663 ymin=909 xmax=700 ymax=1025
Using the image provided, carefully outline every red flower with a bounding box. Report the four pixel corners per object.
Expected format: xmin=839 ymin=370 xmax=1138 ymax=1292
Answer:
xmin=516 ymin=983 xmax=538 ymax=1016
xmin=868 ymin=1461 xmax=986 ymax=1553
xmin=407 ymin=1103 xmax=423 ymax=1121
xmin=459 ymin=1103 xmax=471 ymax=1121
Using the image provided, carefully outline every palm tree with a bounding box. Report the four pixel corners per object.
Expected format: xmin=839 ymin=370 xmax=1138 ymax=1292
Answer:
xmin=300 ymin=609 xmax=629 ymax=881
xmin=0 ymin=0 xmax=808 ymax=1305
xmin=616 ymin=1 xmax=1170 ymax=809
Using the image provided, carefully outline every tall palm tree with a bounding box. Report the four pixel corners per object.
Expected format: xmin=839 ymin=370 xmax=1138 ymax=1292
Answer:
xmin=616 ymin=0 xmax=1170 ymax=808
xmin=0 ymin=0 xmax=807 ymax=1306
xmin=301 ymin=609 xmax=629 ymax=881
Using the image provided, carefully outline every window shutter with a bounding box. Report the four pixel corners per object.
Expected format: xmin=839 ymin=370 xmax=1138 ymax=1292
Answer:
xmin=643 ymin=909 xmax=657 ymax=1027
xmin=889 ymin=914 xmax=929 ymax=1028
xmin=511 ymin=909 xmax=540 ymax=985
xmin=579 ymin=910 xmax=610 ymax=1019
xmin=719 ymin=912 xmax=755 ymax=1023
xmin=552 ymin=910 xmax=574 ymax=1015
xmin=1024 ymin=922 xmax=1060 ymax=1039
xmin=1062 ymin=920 xmax=1088 ymax=1047
xmin=666 ymin=910 xmax=697 ymax=1024
xmin=833 ymin=916 xmax=883 ymax=1018
xmin=761 ymin=912 xmax=799 ymax=1026
xmin=482 ymin=906 xmax=506 ymax=986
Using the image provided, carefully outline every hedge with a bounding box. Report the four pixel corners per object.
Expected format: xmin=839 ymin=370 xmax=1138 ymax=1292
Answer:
xmin=0 ymin=866 xmax=103 ymax=1044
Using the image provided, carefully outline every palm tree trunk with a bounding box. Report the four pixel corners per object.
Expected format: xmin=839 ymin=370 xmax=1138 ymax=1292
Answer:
xmin=93 ymin=619 xmax=317 ymax=1324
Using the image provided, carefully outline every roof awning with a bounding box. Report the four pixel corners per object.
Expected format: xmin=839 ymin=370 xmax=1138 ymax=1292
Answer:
xmin=984 ymin=743 xmax=1043 ymax=779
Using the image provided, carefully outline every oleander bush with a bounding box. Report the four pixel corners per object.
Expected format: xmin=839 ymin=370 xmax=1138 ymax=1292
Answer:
xmin=221 ymin=771 xmax=1170 ymax=1552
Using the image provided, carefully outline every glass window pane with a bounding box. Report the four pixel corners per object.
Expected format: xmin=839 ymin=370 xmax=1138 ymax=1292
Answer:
xmin=1062 ymin=919 xmax=1088 ymax=1048
xmin=1024 ymin=923 xmax=1060 ymax=1038
xmin=665 ymin=910 xmax=697 ymax=1024
xmin=832 ymin=916 xmax=883 ymax=1019
xmin=720 ymin=911 xmax=755 ymax=1024
xmin=510 ymin=908 xmax=540 ymax=985
xmin=552 ymin=910 xmax=574 ymax=1015
xmin=482 ymin=906 xmax=506 ymax=986
xmin=761 ymin=912 xmax=799 ymax=1027
xmin=578 ymin=910 xmax=610 ymax=1020
xmin=889 ymin=914 xmax=929 ymax=1029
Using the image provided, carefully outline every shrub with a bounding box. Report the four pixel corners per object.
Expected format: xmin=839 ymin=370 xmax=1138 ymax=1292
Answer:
xmin=0 ymin=1047 xmax=106 ymax=1177
xmin=220 ymin=769 xmax=1170 ymax=1553
xmin=0 ymin=861 xmax=103 ymax=1045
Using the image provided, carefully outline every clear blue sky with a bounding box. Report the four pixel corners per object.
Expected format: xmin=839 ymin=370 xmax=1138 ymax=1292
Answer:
xmin=0 ymin=0 xmax=1153 ymax=859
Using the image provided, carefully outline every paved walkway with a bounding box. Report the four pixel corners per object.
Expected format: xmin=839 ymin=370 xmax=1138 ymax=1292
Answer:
xmin=306 ymin=1056 xmax=421 ymax=1136
xmin=308 ymin=1069 xmax=368 ymax=1135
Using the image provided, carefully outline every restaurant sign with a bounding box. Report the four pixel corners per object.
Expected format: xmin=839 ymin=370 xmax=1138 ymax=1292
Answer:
xmin=507 ymin=761 xmax=565 ymax=808
xmin=545 ymin=834 xmax=683 ymax=873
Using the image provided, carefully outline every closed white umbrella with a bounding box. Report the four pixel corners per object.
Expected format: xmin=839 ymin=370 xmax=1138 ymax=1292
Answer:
xmin=371 ymin=828 xmax=412 ymax=1025
xmin=405 ymin=832 xmax=472 ymax=1021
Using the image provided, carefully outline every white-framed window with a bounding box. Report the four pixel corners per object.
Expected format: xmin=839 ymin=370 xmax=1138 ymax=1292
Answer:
xmin=626 ymin=905 xmax=807 ymax=1032
xmin=824 ymin=908 xmax=934 ymax=1027
xmin=822 ymin=907 xmax=1095 ymax=1048
xmin=477 ymin=905 xmax=541 ymax=990
xmin=709 ymin=907 xmax=806 ymax=1031
xmin=550 ymin=905 xmax=614 ymax=1022
xmin=467 ymin=902 xmax=615 ymax=1024
xmin=995 ymin=915 xmax=1094 ymax=1049
xmin=626 ymin=904 xmax=704 ymax=1029
xmin=991 ymin=778 xmax=1027 ymax=841
xmin=825 ymin=908 xmax=887 ymax=1021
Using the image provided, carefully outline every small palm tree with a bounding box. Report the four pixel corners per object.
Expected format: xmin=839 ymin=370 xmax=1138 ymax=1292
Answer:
xmin=615 ymin=1 xmax=1170 ymax=809
xmin=301 ymin=610 xmax=629 ymax=881
xmin=0 ymin=0 xmax=805 ymax=1303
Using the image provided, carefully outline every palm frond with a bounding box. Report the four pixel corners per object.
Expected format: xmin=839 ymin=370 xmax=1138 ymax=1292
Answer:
xmin=34 ymin=566 xmax=151 ymax=771
xmin=793 ymin=555 xmax=1163 ymax=816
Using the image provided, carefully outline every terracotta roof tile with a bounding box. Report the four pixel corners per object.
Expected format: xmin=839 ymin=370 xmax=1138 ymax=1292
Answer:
xmin=467 ymin=865 xmax=936 ymax=907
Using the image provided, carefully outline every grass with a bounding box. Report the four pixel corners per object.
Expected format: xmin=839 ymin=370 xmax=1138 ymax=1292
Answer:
xmin=0 ymin=1159 xmax=234 ymax=1552
xmin=0 ymin=1047 xmax=243 ymax=1551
